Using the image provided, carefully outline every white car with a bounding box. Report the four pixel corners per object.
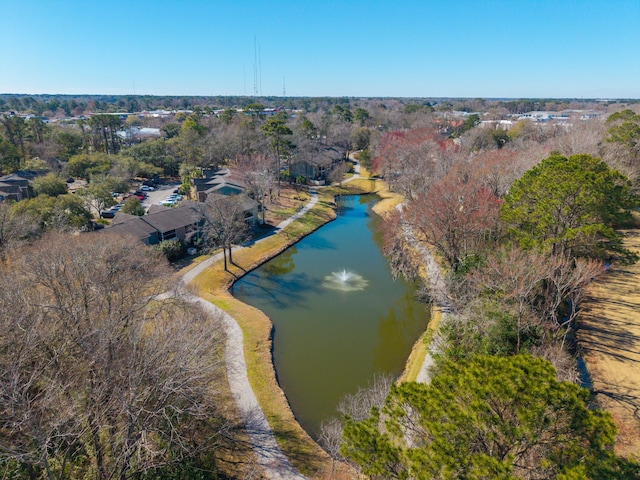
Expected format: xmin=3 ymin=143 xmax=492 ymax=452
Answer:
xmin=140 ymin=185 xmax=155 ymax=191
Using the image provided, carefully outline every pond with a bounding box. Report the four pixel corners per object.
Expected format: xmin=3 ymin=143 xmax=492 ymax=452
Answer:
xmin=231 ymin=195 xmax=429 ymax=438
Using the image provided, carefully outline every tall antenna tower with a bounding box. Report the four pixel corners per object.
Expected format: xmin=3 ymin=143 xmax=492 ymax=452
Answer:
xmin=253 ymin=36 xmax=258 ymax=96
xmin=283 ymin=76 xmax=286 ymax=96
xmin=258 ymin=44 xmax=262 ymax=96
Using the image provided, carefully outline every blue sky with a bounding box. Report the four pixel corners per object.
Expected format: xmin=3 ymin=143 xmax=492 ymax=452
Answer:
xmin=1 ymin=0 xmax=639 ymax=98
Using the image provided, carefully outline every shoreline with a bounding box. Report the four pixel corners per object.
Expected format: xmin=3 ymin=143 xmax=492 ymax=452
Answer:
xmin=184 ymin=178 xmax=432 ymax=478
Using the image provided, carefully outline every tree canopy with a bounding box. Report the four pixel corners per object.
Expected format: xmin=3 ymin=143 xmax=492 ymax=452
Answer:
xmin=500 ymin=154 xmax=638 ymax=261
xmin=0 ymin=234 xmax=228 ymax=479
xmin=341 ymin=355 xmax=638 ymax=479
xmin=32 ymin=173 xmax=68 ymax=197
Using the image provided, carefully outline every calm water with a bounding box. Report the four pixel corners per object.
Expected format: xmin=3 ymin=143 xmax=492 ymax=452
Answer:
xmin=231 ymin=195 xmax=429 ymax=438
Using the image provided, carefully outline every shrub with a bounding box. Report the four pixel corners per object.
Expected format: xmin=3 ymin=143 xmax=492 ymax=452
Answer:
xmin=154 ymin=238 xmax=186 ymax=261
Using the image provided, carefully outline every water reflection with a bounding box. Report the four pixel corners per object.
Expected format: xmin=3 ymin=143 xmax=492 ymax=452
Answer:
xmin=231 ymin=195 xmax=429 ymax=438
xmin=263 ymin=246 xmax=297 ymax=276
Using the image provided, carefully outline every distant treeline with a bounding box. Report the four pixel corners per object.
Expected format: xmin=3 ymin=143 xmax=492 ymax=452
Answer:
xmin=1 ymin=93 xmax=636 ymax=117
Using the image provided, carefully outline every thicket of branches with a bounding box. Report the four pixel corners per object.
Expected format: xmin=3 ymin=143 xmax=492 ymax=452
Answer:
xmin=373 ymin=109 xmax=640 ymax=375
xmin=0 ymin=234 xmax=232 ymax=479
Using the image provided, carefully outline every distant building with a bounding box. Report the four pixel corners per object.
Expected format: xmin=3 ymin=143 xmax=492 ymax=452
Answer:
xmin=0 ymin=172 xmax=36 ymax=202
xmin=117 ymin=127 xmax=162 ymax=143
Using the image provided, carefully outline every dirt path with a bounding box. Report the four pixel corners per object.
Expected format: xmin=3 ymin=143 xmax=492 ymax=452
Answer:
xmin=187 ymin=295 xmax=307 ymax=479
xmin=181 ymin=195 xmax=320 ymax=479
xmin=578 ymin=229 xmax=640 ymax=458
xmin=343 ymin=153 xmax=361 ymax=183
xmin=393 ymin=202 xmax=452 ymax=384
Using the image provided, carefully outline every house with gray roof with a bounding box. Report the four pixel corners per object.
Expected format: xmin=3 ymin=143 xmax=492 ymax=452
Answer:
xmin=103 ymin=202 xmax=201 ymax=245
xmin=290 ymin=146 xmax=346 ymax=183
xmin=102 ymin=196 xmax=259 ymax=245
xmin=0 ymin=173 xmax=33 ymax=202
xmin=193 ymin=168 xmax=248 ymax=201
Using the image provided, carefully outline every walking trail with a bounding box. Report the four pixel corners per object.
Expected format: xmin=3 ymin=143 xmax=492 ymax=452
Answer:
xmin=180 ymin=193 xmax=319 ymax=479
xmin=395 ymin=203 xmax=453 ymax=384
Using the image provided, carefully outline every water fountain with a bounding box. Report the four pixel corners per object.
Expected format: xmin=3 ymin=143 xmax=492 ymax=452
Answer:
xmin=232 ymin=195 xmax=428 ymax=437
xmin=322 ymin=269 xmax=369 ymax=292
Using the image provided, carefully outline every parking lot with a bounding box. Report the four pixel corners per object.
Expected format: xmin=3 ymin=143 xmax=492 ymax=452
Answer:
xmin=140 ymin=182 xmax=181 ymax=212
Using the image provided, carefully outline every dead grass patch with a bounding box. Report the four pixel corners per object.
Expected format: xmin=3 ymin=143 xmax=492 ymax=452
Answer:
xmin=578 ymin=229 xmax=640 ymax=458
xmin=263 ymin=186 xmax=310 ymax=224
xmin=399 ymin=308 xmax=440 ymax=383
xmin=371 ymin=180 xmax=404 ymax=216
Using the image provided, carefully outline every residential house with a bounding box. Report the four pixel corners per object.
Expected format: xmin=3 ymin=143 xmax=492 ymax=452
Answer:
xmin=102 ymin=196 xmax=259 ymax=245
xmin=290 ymin=146 xmax=346 ymax=184
xmin=203 ymin=193 xmax=260 ymax=226
xmin=0 ymin=173 xmax=34 ymax=202
xmin=103 ymin=202 xmax=201 ymax=245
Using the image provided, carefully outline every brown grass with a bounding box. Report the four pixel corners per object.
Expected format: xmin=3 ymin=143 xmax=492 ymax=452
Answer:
xmin=577 ymin=229 xmax=640 ymax=459
xmin=399 ymin=308 xmax=440 ymax=383
xmin=264 ymin=187 xmax=310 ymax=225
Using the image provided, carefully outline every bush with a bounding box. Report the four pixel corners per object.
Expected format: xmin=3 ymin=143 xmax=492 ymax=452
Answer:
xmin=154 ymin=239 xmax=186 ymax=261
xmin=121 ymin=196 xmax=145 ymax=216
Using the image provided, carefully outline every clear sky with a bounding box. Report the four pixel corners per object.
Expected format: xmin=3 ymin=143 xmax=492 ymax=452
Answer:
xmin=1 ymin=0 xmax=638 ymax=98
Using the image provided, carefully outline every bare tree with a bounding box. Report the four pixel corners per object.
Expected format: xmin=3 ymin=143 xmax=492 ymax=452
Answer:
xmin=0 ymin=234 xmax=229 ymax=479
xmin=551 ymin=118 xmax=606 ymax=158
xmin=469 ymin=148 xmax=520 ymax=197
xmin=327 ymin=160 xmax=349 ymax=186
xmin=373 ymin=129 xmax=445 ymax=200
xmin=318 ymin=373 xmax=395 ymax=467
xmin=404 ymin=174 xmax=501 ymax=273
xmin=466 ymin=246 xmax=552 ymax=353
xmin=538 ymin=255 xmax=604 ymax=343
xmin=0 ymin=201 xmax=37 ymax=257
xmin=236 ymin=154 xmax=276 ymax=224
xmin=197 ymin=194 xmax=250 ymax=271
xmin=382 ymin=209 xmax=421 ymax=281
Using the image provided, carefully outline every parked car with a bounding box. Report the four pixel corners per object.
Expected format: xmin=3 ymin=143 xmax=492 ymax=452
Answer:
xmin=100 ymin=210 xmax=115 ymax=219
xmin=140 ymin=185 xmax=155 ymax=191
